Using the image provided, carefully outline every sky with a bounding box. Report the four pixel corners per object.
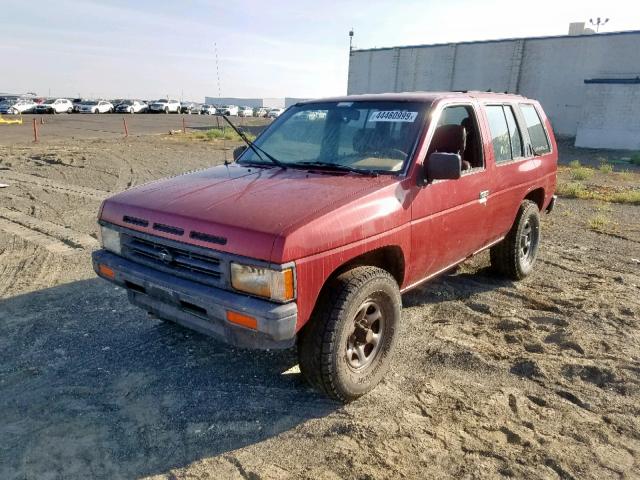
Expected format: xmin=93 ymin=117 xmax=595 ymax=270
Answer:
xmin=2 ymin=0 xmax=638 ymax=101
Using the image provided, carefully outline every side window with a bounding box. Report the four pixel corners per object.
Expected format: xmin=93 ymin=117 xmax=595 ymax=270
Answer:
xmin=428 ymin=105 xmax=484 ymax=171
xmin=503 ymin=106 xmax=523 ymax=158
xmin=485 ymin=106 xmax=512 ymax=163
xmin=520 ymin=104 xmax=550 ymax=155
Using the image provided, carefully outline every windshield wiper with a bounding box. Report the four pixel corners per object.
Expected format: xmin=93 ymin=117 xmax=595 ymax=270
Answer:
xmin=293 ymin=161 xmax=378 ymax=176
xmin=220 ymin=115 xmax=286 ymax=169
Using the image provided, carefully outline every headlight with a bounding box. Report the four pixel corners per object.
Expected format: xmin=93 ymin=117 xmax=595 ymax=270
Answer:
xmin=230 ymin=263 xmax=295 ymax=302
xmin=99 ymin=225 xmax=121 ymax=255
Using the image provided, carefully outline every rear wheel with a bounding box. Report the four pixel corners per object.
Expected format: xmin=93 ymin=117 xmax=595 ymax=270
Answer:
xmin=490 ymin=200 xmax=541 ymax=280
xmin=298 ymin=266 xmax=401 ymax=402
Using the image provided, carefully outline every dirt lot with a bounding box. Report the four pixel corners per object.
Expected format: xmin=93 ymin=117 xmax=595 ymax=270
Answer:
xmin=0 ymin=125 xmax=639 ymax=479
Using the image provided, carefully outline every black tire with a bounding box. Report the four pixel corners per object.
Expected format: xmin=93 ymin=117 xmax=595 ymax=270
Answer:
xmin=490 ymin=200 xmax=541 ymax=280
xmin=298 ymin=266 xmax=401 ymax=402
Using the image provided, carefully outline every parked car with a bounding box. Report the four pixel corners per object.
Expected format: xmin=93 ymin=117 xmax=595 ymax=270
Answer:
xmin=72 ymin=98 xmax=87 ymax=112
xmin=238 ymin=106 xmax=254 ymax=117
xmin=200 ymin=104 xmax=217 ymax=115
xmin=180 ymin=102 xmax=200 ymax=114
xmin=92 ymin=92 xmax=557 ymax=402
xmin=149 ymin=99 xmax=181 ymax=113
xmin=253 ymin=107 xmax=268 ymax=117
xmin=115 ymin=100 xmax=147 ymax=114
xmin=77 ymin=100 xmax=114 ymax=114
xmin=33 ymin=98 xmax=74 ymax=114
xmin=217 ymin=105 xmax=239 ymax=116
xmin=0 ymin=98 xmax=36 ymax=114
xmin=267 ymin=108 xmax=284 ymax=118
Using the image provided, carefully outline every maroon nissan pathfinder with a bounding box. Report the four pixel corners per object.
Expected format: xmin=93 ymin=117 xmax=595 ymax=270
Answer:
xmin=93 ymin=92 xmax=557 ymax=401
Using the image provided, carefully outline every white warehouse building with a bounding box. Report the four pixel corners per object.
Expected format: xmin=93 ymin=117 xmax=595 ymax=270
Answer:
xmin=203 ymin=97 xmax=307 ymax=109
xmin=347 ymin=27 xmax=640 ymax=149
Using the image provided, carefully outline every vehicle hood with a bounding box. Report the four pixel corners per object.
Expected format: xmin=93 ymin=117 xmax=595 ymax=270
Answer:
xmin=100 ymin=164 xmax=404 ymax=262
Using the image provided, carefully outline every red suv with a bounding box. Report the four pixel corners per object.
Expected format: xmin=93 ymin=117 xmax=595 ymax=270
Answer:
xmin=93 ymin=92 xmax=557 ymax=401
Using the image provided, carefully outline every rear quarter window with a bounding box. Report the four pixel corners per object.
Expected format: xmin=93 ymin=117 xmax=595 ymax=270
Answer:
xmin=520 ymin=104 xmax=551 ymax=155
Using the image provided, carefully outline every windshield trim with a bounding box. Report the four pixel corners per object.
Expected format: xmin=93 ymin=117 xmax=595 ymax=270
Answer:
xmin=237 ymin=100 xmax=431 ymax=176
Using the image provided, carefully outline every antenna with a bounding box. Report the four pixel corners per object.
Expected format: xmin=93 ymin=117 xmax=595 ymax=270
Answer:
xmin=589 ymin=17 xmax=609 ymax=32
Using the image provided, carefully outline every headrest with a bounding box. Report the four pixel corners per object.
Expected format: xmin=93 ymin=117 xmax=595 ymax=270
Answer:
xmin=430 ymin=124 xmax=467 ymax=155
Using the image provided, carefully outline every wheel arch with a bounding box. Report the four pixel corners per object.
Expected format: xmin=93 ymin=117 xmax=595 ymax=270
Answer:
xmin=325 ymin=245 xmax=405 ymax=290
xmin=524 ymin=187 xmax=545 ymax=211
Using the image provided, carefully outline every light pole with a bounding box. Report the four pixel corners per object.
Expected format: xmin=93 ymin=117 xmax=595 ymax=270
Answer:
xmin=589 ymin=17 xmax=609 ymax=32
xmin=349 ymin=29 xmax=354 ymax=55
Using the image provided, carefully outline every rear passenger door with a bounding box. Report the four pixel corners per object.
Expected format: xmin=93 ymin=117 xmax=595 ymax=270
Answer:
xmin=483 ymin=103 xmax=546 ymax=242
xmin=410 ymin=102 xmax=493 ymax=281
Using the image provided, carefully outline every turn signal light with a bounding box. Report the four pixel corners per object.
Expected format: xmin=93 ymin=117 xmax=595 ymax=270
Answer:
xmin=226 ymin=310 xmax=258 ymax=330
xmin=98 ymin=264 xmax=115 ymax=280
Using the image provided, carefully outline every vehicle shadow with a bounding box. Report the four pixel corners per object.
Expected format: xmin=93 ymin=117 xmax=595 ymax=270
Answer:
xmin=402 ymin=265 xmax=514 ymax=308
xmin=0 ymin=278 xmax=337 ymax=479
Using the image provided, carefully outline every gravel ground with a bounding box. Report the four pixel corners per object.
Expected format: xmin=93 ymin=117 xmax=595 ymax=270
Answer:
xmin=0 ymin=133 xmax=638 ymax=479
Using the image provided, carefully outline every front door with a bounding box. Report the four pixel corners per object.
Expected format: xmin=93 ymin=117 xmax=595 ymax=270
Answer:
xmin=409 ymin=102 xmax=493 ymax=284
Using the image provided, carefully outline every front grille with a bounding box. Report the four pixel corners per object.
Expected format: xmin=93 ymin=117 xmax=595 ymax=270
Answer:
xmin=121 ymin=234 xmax=223 ymax=287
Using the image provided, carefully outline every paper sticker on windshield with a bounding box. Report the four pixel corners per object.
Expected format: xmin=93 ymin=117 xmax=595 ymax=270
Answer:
xmin=369 ymin=111 xmax=418 ymax=122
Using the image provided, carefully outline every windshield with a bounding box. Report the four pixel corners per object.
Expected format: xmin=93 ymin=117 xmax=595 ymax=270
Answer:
xmin=238 ymin=101 xmax=428 ymax=173
xmin=120 ymin=100 xmax=132 ymax=105
xmin=82 ymin=101 xmax=98 ymax=105
xmin=155 ymin=100 xmax=166 ymax=103
xmin=43 ymin=100 xmax=55 ymax=104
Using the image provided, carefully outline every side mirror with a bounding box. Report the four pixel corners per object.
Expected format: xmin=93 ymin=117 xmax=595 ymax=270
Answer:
xmin=233 ymin=145 xmax=247 ymax=160
xmin=425 ymin=152 xmax=462 ymax=183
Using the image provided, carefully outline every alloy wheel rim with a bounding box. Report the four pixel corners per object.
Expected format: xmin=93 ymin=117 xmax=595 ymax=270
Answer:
xmin=346 ymin=299 xmax=384 ymax=370
xmin=519 ymin=219 xmax=538 ymax=265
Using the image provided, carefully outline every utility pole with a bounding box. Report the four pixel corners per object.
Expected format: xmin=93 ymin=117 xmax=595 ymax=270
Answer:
xmin=214 ymin=42 xmax=222 ymax=102
xmin=589 ymin=17 xmax=609 ymax=32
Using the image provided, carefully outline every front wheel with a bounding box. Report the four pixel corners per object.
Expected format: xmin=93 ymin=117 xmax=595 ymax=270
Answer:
xmin=490 ymin=200 xmax=541 ymax=280
xmin=298 ymin=266 xmax=401 ymax=402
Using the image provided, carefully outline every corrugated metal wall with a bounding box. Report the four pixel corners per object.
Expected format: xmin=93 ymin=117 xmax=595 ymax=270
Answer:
xmin=347 ymin=31 xmax=640 ymax=137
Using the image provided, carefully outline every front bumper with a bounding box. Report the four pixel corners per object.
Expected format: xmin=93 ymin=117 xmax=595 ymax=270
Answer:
xmin=92 ymin=250 xmax=298 ymax=349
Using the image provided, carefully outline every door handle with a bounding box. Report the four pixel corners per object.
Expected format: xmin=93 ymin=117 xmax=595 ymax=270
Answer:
xmin=479 ymin=190 xmax=489 ymax=204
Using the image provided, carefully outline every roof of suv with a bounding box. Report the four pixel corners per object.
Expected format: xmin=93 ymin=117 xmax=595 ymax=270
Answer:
xmin=298 ymin=91 xmax=528 ymax=104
